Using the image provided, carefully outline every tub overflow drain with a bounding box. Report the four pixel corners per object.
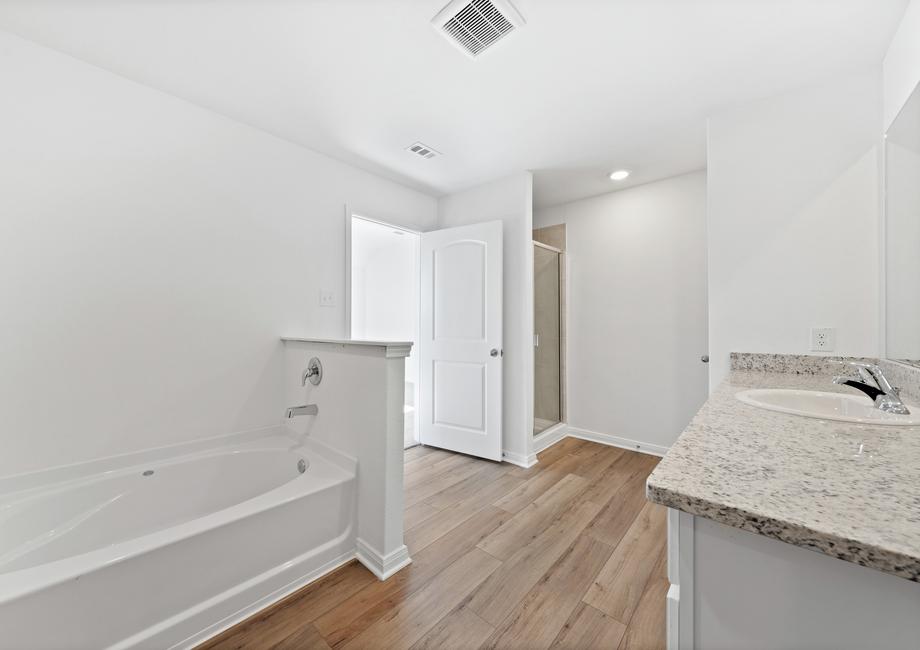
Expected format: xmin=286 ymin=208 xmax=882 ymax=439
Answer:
xmin=142 ymin=470 xmax=154 ymax=476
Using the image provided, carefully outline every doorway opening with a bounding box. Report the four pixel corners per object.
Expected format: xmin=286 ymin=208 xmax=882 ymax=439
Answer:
xmin=348 ymin=215 xmax=505 ymax=460
xmin=349 ymin=215 xmax=420 ymax=448
xmin=533 ymin=226 xmax=566 ymax=435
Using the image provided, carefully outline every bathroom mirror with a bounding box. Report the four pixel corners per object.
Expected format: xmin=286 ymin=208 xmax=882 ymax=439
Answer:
xmin=885 ymin=81 xmax=920 ymax=367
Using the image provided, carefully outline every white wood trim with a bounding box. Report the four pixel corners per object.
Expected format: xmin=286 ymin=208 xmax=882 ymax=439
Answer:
xmin=501 ymin=449 xmax=538 ymax=468
xmin=532 ymin=239 xmax=564 ymax=253
xmin=667 ymin=508 xmax=679 ymax=584
xmin=525 ymin=425 xmax=670 ymax=465
xmin=355 ymin=539 xmax=412 ymax=581
xmin=384 ymin=343 xmax=413 ymax=359
xmin=666 ymin=583 xmax=680 ymax=650
xmin=281 ymin=337 xmax=413 ymax=358
xmin=666 ymin=509 xmax=681 ymax=649
xmin=879 ymin=135 xmax=888 ymax=360
xmin=532 ymin=422 xmax=567 ymax=453
xmin=351 ymin=213 xmax=422 ymax=236
xmin=676 ymin=510 xmax=695 ymax=650
xmin=566 ymin=426 xmax=669 ymax=457
xmin=344 ymin=204 xmax=353 ymax=339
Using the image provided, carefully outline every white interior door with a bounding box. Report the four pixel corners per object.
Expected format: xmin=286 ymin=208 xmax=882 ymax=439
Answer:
xmin=419 ymin=220 xmax=502 ymax=461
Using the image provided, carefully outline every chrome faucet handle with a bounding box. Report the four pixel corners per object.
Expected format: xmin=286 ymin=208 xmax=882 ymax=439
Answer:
xmin=301 ymin=357 xmax=323 ymax=386
xmin=832 ymin=374 xmax=884 ymax=401
xmin=857 ymin=366 xmax=877 ymax=386
xmin=833 ymin=361 xmax=910 ymax=415
xmin=839 ymin=360 xmax=880 ymax=376
xmin=837 ymin=362 xmax=890 ymax=391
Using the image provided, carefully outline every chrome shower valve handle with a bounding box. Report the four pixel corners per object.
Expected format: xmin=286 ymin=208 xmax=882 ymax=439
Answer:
xmin=302 ymin=357 xmax=323 ymax=386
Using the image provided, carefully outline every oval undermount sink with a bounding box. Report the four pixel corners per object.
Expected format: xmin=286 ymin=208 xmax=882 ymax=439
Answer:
xmin=735 ymin=389 xmax=920 ymax=426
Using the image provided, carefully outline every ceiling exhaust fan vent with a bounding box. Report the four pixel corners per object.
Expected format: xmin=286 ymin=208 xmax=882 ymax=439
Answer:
xmin=432 ymin=0 xmax=525 ymax=58
xmin=407 ymin=142 xmax=440 ymax=160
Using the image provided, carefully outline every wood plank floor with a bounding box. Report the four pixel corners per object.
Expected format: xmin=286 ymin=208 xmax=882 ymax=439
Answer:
xmin=200 ymin=439 xmax=666 ymax=650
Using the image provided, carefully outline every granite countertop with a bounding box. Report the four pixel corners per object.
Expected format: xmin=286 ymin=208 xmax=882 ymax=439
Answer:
xmin=647 ymin=357 xmax=920 ymax=582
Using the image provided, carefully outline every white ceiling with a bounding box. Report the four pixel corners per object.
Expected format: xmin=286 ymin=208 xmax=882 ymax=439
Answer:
xmin=0 ymin=0 xmax=908 ymax=208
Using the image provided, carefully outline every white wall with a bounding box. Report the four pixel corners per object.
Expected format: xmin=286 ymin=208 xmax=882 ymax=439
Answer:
xmin=282 ymin=339 xmax=409 ymax=578
xmin=884 ymin=0 xmax=920 ymax=363
xmin=534 ymin=171 xmax=709 ymax=451
xmin=350 ymin=219 xmax=419 ymax=346
xmin=0 ymin=32 xmax=438 ymax=477
xmin=349 ymin=217 xmax=420 ymax=445
xmin=885 ymin=140 xmax=920 ymax=360
xmin=438 ymin=173 xmax=535 ymax=464
xmin=707 ymin=71 xmax=882 ymax=389
xmin=884 ymin=0 xmax=920 ymax=130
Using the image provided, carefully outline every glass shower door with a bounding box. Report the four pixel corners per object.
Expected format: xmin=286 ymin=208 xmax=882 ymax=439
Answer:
xmin=533 ymin=243 xmax=562 ymax=434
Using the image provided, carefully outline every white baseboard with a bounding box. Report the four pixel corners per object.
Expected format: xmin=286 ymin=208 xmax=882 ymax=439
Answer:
xmin=355 ymin=539 xmax=412 ymax=581
xmin=514 ymin=424 xmax=668 ymax=469
xmin=532 ymin=423 xmax=568 ymax=454
xmin=502 ymin=448 xmax=538 ymax=468
xmin=567 ymin=427 xmax=669 ymax=457
xmin=534 ymin=426 xmax=669 ymax=459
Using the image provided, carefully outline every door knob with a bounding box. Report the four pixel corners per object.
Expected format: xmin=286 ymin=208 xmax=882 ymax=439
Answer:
xmin=701 ymin=355 xmax=709 ymax=363
xmin=490 ymin=349 xmax=499 ymax=357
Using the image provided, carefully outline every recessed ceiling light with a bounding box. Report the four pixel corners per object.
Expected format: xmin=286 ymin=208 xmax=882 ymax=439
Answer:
xmin=609 ymin=170 xmax=630 ymax=181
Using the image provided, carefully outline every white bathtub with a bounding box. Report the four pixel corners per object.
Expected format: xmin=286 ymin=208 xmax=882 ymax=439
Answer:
xmin=0 ymin=428 xmax=356 ymax=649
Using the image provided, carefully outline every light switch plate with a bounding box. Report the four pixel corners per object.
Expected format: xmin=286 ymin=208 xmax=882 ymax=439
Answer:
xmin=810 ymin=327 xmax=836 ymax=352
xmin=319 ymin=290 xmax=336 ymax=307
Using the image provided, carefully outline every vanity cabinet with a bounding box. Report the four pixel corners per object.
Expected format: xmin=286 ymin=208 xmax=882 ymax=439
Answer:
xmin=666 ymin=509 xmax=920 ymax=650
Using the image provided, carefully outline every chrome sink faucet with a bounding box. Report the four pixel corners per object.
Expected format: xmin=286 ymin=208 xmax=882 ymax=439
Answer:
xmin=832 ymin=362 xmax=910 ymax=415
xmin=285 ymin=404 xmax=319 ymax=418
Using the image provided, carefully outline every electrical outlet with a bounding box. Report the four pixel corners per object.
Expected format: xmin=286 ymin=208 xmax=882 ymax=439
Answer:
xmin=810 ymin=327 xmax=836 ymax=352
xmin=319 ymin=290 xmax=336 ymax=307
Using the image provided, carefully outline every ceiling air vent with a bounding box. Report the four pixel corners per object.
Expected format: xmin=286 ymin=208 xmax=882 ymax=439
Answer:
xmin=432 ymin=0 xmax=525 ymax=58
xmin=406 ymin=142 xmax=440 ymax=160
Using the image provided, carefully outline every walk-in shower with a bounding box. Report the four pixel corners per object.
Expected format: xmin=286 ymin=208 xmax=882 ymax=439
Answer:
xmin=533 ymin=236 xmax=565 ymax=435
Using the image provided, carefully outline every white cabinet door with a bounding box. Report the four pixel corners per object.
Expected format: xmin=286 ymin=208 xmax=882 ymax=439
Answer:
xmin=419 ymin=220 xmax=502 ymax=460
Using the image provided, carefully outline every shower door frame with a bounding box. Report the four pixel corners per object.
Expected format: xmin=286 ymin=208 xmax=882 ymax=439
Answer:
xmin=532 ymin=240 xmax=566 ymax=432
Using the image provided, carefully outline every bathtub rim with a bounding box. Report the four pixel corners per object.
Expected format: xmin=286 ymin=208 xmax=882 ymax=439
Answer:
xmin=0 ymin=424 xmax=356 ymax=493
xmin=0 ymin=444 xmax=307 ymax=507
xmin=0 ymin=431 xmax=355 ymax=605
